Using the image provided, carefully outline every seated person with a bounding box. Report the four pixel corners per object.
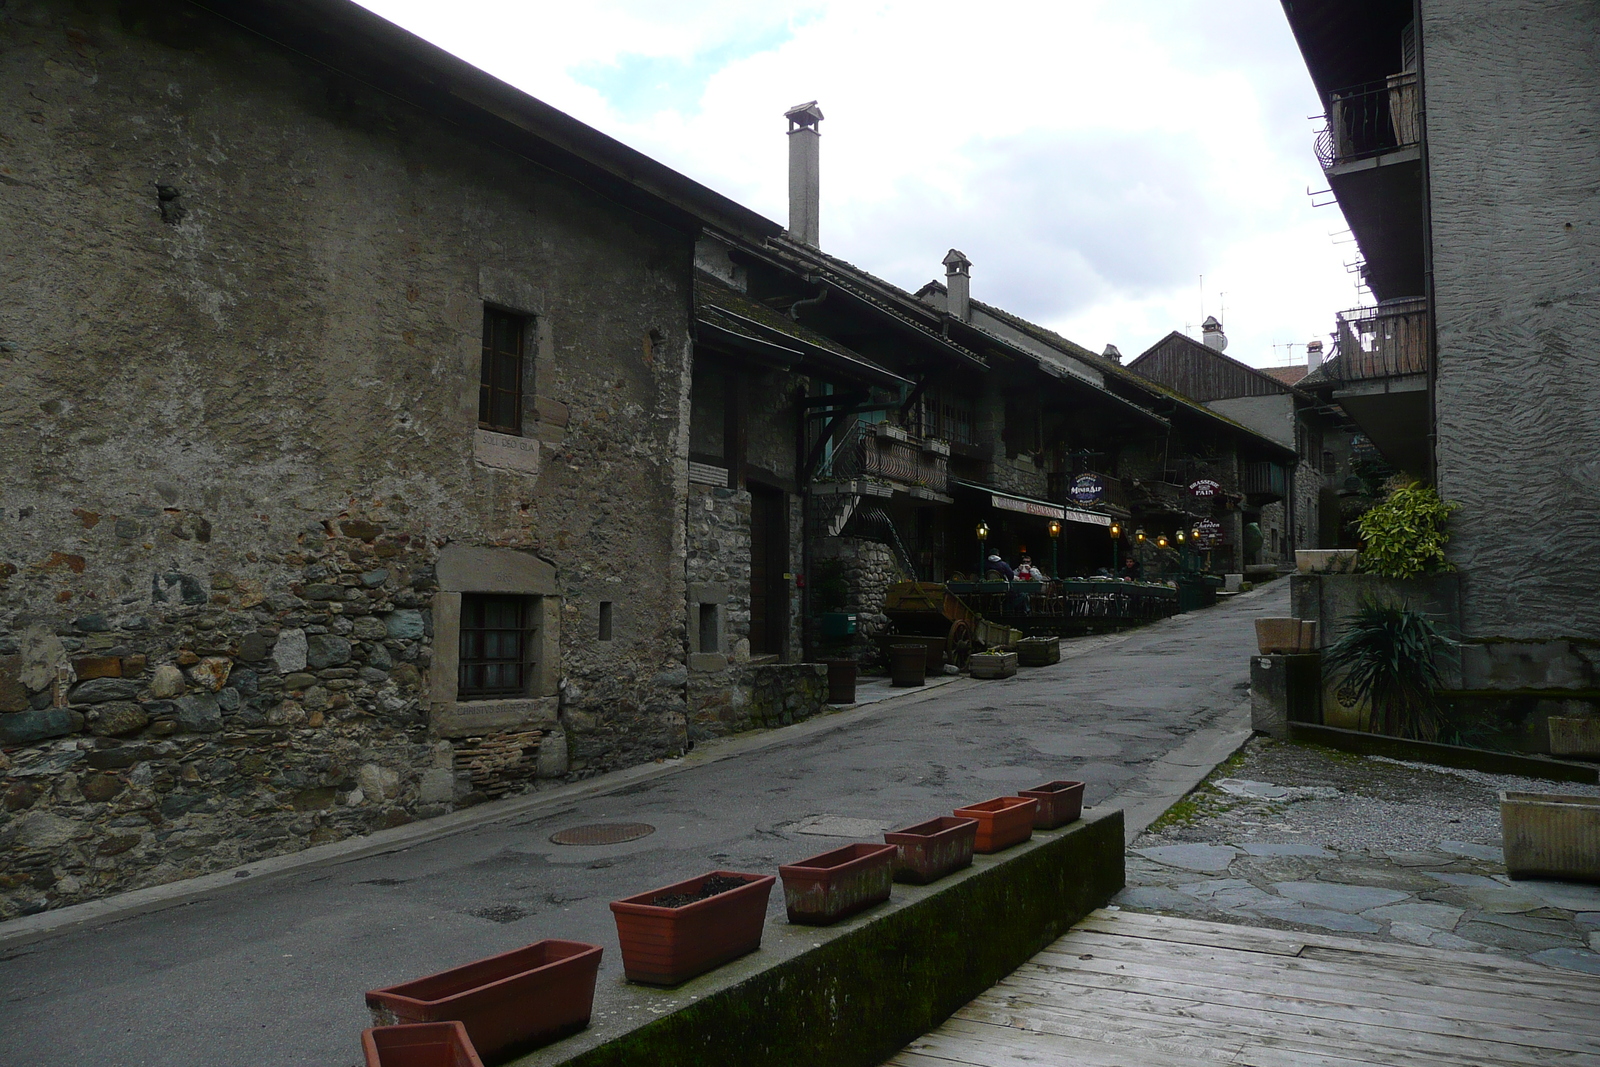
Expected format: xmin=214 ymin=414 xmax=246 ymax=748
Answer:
xmin=1118 ymin=555 xmax=1143 ymax=581
xmin=1015 ymin=555 xmax=1045 ymax=580
xmin=984 ymin=553 xmax=1016 ymax=581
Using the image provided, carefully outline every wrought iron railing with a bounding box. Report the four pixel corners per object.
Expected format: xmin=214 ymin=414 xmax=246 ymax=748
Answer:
xmin=1332 ymin=298 xmax=1430 ymax=382
xmin=1315 ymin=73 xmax=1420 ymax=168
xmin=814 ymin=421 xmax=949 ymax=493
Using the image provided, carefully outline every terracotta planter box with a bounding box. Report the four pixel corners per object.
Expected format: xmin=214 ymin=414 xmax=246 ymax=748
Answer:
xmin=362 ymin=1021 xmax=485 ymax=1067
xmin=884 ymin=816 xmax=977 ymax=884
xmin=953 ymin=796 xmax=1038 ymax=853
xmin=779 ymin=842 xmax=897 ymax=924
xmin=1255 ymin=617 xmax=1316 ymax=654
xmin=968 ymin=651 xmax=1018 ymax=679
xmin=365 ymin=939 xmax=600 ymax=1061
xmin=1016 ymin=637 xmax=1060 ymax=667
xmin=1549 ymin=717 xmax=1600 ymax=758
xmin=1019 ymin=780 xmax=1085 ymax=829
xmin=889 ymin=643 xmax=927 ymax=687
xmin=823 ymin=659 xmax=857 ymax=704
xmin=609 ymin=871 xmax=775 ymax=986
xmin=1501 ymin=791 xmax=1600 ymax=883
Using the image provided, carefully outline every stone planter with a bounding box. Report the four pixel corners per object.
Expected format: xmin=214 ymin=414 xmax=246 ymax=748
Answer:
xmin=883 ymin=815 xmax=977 ymax=885
xmin=1501 ymin=792 xmax=1600 ymax=883
xmin=889 ymin=643 xmax=927 ymax=687
xmin=1295 ymin=549 xmax=1360 ymax=574
xmin=968 ymin=651 xmax=1018 ymax=680
xmin=1019 ymin=780 xmax=1084 ymax=829
xmin=1016 ymin=636 xmax=1060 ymax=667
xmin=366 ymin=940 xmax=601 ymax=1061
xmin=823 ymin=659 xmax=857 ymax=704
xmin=1549 ymin=717 xmax=1600 ymax=758
xmin=362 ymin=1021 xmax=485 ymax=1067
xmin=779 ymin=842 xmax=897 ymax=925
xmin=609 ymin=871 xmax=776 ymax=985
xmin=953 ymin=796 xmax=1037 ymax=853
xmin=1255 ymin=617 xmax=1316 ymax=654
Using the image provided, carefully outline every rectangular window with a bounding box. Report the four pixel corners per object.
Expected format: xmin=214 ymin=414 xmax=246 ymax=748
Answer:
xmin=599 ymin=601 xmax=614 ymax=642
xmin=458 ymin=593 xmax=531 ymax=698
xmin=480 ymin=308 xmax=526 ymax=434
xmin=698 ymin=603 xmax=719 ymax=653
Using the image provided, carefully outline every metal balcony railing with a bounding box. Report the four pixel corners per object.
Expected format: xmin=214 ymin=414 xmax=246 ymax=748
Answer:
xmin=814 ymin=421 xmax=949 ymax=493
xmin=1315 ymin=73 xmax=1420 ymax=169
xmin=1332 ymin=298 xmax=1430 ymax=382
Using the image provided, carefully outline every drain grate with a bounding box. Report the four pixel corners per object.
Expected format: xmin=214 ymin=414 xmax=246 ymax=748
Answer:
xmin=549 ymin=822 xmax=656 ymax=846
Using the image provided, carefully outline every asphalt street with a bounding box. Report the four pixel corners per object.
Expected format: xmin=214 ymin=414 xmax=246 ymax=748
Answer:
xmin=0 ymin=582 xmax=1281 ymax=1067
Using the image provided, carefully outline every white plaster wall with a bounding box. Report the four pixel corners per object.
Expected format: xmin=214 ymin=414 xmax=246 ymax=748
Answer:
xmin=1425 ymin=0 xmax=1600 ymax=639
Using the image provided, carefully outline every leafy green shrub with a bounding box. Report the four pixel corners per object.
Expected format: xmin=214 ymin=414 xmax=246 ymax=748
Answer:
xmin=1324 ymin=600 xmax=1457 ymax=741
xmin=1357 ymin=482 xmax=1458 ymax=579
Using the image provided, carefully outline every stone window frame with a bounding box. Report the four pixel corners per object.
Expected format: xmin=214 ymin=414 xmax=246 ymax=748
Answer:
xmin=431 ymin=544 xmax=560 ymax=739
xmin=479 ymin=305 xmax=531 ymax=435
xmin=687 ymin=581 xmax=728 ymax=673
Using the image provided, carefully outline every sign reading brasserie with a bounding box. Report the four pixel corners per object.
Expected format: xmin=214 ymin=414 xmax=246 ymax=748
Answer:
xmin=1188 ymin=478 xmax=1221 ymax=499
xmin=1069 ymin=474 xmax=1104 ymax=505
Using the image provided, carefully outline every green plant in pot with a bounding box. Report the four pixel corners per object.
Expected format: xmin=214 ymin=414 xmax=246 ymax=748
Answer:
xmin=1357 ymin=482 xmax=1458 ymax=579
xmin=1324 ymin=599 xmax=1457 ymax=741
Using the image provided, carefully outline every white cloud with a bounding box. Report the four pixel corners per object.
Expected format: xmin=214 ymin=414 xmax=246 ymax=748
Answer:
xmin=356 ymin=0 xmax=1357 ymax=368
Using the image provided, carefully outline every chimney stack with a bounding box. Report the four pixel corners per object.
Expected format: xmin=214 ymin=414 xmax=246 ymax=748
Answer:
xmin=784 ymin=101 xmax=824 ymax=247
xmin=1307 ymin=339 xmax=1324 ymax=372
xmin=1102 ymin=344 xmax=1123 ymax=365
xmin=1201 ymin=315 xmax=1227 ymax=352
xmin=943 ymin=249 xmax=971 ymax=321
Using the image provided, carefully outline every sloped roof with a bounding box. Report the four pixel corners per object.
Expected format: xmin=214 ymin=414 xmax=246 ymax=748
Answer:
xmin=1260 ymin=365 xmax=1311 ymax=386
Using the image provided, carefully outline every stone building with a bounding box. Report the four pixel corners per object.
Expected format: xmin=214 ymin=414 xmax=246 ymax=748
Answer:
xmin=0 ymin=0 xmax=778 ymax=917
xmin=1279 ymin=0 xmax=1600 ymax=733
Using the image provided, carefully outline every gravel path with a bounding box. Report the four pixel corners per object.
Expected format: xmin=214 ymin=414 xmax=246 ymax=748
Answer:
xmin=1119 ymin=736 xmax=1600 ymax=974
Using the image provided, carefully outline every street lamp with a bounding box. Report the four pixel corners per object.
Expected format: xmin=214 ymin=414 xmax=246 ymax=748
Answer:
xmin=1109 ymin=521 xmax=1121 ymax=572
xmin=1157 ymin=534 xmax=1169 ymax=549
xmin=976 ymin=521 xmax=989 ymax=579
xmin=1047 ymin=519 xmax=1062 ymax=579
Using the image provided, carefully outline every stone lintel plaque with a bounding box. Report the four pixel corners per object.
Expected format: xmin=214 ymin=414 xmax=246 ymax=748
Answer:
xmin=474 ymin=429 xmax=540 ymax=475
xmin=434 ymin=696 xmax=558 ymax=738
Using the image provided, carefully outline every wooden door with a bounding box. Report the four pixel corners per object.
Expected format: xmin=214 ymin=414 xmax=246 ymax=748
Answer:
xmin=749 ymin=486 xmax=787 ymax=655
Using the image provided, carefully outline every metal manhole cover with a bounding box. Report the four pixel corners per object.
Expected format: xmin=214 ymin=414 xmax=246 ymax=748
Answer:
xmin=549 ymin=822 xmax=656 ymax=846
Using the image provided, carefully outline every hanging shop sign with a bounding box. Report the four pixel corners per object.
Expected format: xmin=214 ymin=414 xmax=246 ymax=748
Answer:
xmin=1196 ymin=518 xmax=1223 ymax=549
xmin=1188 ymin=478 xmax=1222 ymax=499
xmin=990 ymin=494 xmax=1064 ymax=520
xmin=1069 ymin=474 xmax=1104 ymax=505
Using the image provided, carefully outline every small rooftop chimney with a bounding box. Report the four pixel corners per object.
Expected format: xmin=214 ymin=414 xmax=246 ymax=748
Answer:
xmin=1307 ymin=339 xmax=1324 ymax=372
xmin=1102 ymin=344 xmax=1123 ymax=364
xmin=1201 ymin=315 xmax=1227 ymax=352
xmin=943 ymin=248 xmax=971 ymax=321
xmin=784 ymin=101 xmax=824 ymax=247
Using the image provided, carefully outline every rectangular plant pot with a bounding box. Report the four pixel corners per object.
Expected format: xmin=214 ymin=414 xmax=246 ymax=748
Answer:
xmin=1016 ymin=637 xmax=1060 ymax=667
xmin=1501 ymin=792 xmax=1600 ymax=883
xmin=953 ymin=796 xmax=1038 ymax=853
xmin=883 ymin=815 xmax=977 ymax=885
xmin=1255 ymin=617 xmax=1315 ymax=654
xmin=609 ymin=871 xmax=775 ymax=986
xmin=969 ymin=651 xmax=1018 ymax=679
xmin=362 ymin=1021 xmax=485 ymax=1067
xmin=1549 ymin=717 xmax=1600 ymax=758
xmin=1019 ymin=780 xmax=1085 ymax=829
xmin=365 ymin=940 xmax=601 ymax=1062
xmin=779 ymin=842 xmax=897 ymax=924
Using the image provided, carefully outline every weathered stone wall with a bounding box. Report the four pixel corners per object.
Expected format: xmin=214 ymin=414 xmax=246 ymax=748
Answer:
xmin=813 ymin=538 xmax=902 ymax=649
xmin=1425 ymin=0 xmax=1600 ymax=649
xmin=0 ymin=3 xmax=694 ymax=916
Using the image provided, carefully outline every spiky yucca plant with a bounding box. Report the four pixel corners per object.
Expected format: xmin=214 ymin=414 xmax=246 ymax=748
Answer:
xmin=1323 ymin=600 xmax=1457 ymax=741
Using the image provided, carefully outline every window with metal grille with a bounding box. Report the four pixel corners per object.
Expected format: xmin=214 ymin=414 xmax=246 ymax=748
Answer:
xmin=458 ymin=594 xmax=531 ymax=699
xmin=479 ymin=308 xmax=527 ymax=434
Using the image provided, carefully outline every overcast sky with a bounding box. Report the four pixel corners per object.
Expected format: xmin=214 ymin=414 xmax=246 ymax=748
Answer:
xmin=357 ymin=0 xmax=1362 ymax=370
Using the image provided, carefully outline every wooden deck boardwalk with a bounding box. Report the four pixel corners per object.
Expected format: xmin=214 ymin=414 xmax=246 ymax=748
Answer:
xmin=888 ymin=909 xmax=1600 ymax=1067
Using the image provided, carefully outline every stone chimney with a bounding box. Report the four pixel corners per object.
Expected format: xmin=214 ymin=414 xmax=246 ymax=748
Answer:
xmin=1201 ymin=315 xmax=1227 ymax=352
xmin=784 ymin=101 xmax=824 ymax=247
xmin=943 ymin=249 xmax=971 ymax=321
xmin=1307 ymin=339 xmax=1324 ymax=372
xmin=1102 ymin=344 xmax=1123 ymax=364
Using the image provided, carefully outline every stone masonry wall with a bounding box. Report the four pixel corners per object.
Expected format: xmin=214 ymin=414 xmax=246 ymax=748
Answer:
xmin=1426 ymin=0 xmax=1600 ymax=648
xmin=0 ymin=3 xmax=695 ymax=916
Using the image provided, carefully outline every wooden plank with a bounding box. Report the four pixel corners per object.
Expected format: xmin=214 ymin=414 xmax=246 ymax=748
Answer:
xmin=1036 ymin=935 xmax=1600 ymax=1026
xmin=983 ymin=978 xmax=1593 ymax=1067
xmin=999 ymin=967 xmax=1597 ymax=1061
xmin=913 ymin=1017 xmax=1208 ymax=1067
xmin=1073 ymin=913 xmax=1309 ymax=957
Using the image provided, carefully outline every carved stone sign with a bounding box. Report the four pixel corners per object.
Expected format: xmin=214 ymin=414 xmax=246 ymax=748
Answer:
xmin=474 ymin=429 xmax=540 ymax=475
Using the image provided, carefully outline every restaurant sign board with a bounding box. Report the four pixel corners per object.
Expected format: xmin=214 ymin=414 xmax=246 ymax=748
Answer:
xmin=1069 ymin=474 xmax=1104 ymax=505
xmin=1188 ymin=478 xmax=1222 ymax=499
xmin=1196 ymin=518 xmax=1223 ymax=548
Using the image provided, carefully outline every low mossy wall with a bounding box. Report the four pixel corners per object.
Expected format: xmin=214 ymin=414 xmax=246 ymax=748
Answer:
xmin=516 ymin=807 xmax=1125 ymax=1067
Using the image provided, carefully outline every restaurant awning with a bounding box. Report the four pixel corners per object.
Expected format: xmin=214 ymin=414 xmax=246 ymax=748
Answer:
xmin=951 ymin=480 xmax=1113 ymax=527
